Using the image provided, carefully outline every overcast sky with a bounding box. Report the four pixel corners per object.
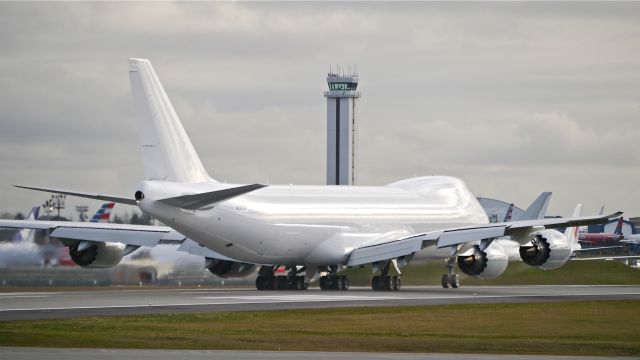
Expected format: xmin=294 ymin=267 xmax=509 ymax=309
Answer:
xmin=1 ymin=2 xmax=639 ymax=219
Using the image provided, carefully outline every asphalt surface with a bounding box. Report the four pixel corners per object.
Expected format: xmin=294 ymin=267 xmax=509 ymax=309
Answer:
xmin=0 ymin=348 xmax=637 ymax=360
xmin=1 ymin=285 xmax=639 ymax=321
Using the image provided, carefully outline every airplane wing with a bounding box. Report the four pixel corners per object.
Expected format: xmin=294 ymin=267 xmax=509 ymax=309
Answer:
xmin=0 ymin=219 xmax=183 ymax=247
xmin=571 ymin=255 xmax=640 ymax=261
xmin=347 ymin=211 xmax=622 ymax=267
xmin=0 ymin=219 xmax=252 ymax=265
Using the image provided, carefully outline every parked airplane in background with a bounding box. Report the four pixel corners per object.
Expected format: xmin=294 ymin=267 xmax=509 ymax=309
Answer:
xmin=578 ymin=217 xmax=625 ymax=246
xmin=0 ymin=207 xmax=42 ymax=267
xmin=0 ymin=203 xmax=115 ymax=267
xmin=0 ymin=58 xmax=620 ymax=291
xmin=503 ymin=204 xmax=514 ymax=222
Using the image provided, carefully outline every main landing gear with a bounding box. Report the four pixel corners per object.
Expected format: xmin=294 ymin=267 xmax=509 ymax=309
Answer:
xmin=441 ymin=257 xmax=460 ymax=289
xmin=319 ymin=266 xmax=350 ymax=291
xmin=371 ymin=260 xmax=401 ymax=291
xmin=255 ymin=265 xmax=309 ymax=291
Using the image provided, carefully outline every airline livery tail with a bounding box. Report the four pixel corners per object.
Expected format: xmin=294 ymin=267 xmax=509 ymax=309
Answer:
xmin=565 ymin=204 xmax=583 ymax=253
xmin=128 ymin=58 xmax=213 ymax=184
xmin=503 ymin=203 xmax=514 ymax=222
xmin=11 ymin=206 xmax=39 ymax=244
xmin=89 ymin=202 xmax=115 ymax=223
xmin=614 ymin=217 xmax=624 ymax=236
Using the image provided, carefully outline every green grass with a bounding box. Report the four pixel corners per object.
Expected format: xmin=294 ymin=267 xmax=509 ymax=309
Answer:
xmin=1 ymin=301 xmax=639 ymax=356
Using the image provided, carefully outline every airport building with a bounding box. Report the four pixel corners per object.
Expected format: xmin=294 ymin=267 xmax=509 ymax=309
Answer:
xmin=325 ymin=67 xmax=360 ymax=185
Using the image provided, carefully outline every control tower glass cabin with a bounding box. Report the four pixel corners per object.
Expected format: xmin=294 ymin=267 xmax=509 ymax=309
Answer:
xmin=324 ymin=70 xmax=360 ymax=185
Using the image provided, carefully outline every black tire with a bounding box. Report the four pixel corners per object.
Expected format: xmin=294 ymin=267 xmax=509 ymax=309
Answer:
xmin=340 ymin=275 xmax=350 ymax=291
xmin=450 ymin=274 xmax=460 ymax=288
xmin=331 ymin=275 xmax=340 ymax=290
xmin=441 ymin=274 xmax=450 ymax=289
xmin=383 ymin=275 xmax=392 ymax=291
xmin=392 ymin=276 xmax=401 ymax=291
xmin=256 ymin=275 xmax=264 ymax=291
xmin=371 ymin=275 xmax=381 ymax=291
xmin=319 ymin=276 xmax=327 ymax=290
xmin=276 ymin=276 xmax=288 ymax=290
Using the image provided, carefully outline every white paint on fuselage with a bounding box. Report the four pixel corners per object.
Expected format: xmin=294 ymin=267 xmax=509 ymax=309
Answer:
xmin=137 ymin=176 xmax=489 ymax=266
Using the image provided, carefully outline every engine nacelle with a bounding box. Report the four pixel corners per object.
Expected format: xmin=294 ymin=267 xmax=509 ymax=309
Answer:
xmin=457 ymin=242 xmax=508 ymax=279
xmin=519 ymin=229 xmax=571 ymax=270
xmin=206 ymin=258 xmax=256 ymax=278
xmin=69 ymin=242 xmax=125 ymax=268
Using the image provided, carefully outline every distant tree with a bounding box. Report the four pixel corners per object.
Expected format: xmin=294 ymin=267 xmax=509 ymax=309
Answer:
xmin=14 ymin=212 xmax=24 ymax=220
xmin=130 ymin=213 xmax=140 ymax=225
xmin=112 ymin=214 xmax=124 ymax=224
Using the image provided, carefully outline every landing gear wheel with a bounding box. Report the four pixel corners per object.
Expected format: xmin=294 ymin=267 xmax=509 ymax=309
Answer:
xmin=391 ymin=276 xmax=401 ymax=291
xmin=450 ymin=274 xmax=460 ymax=289
xmin=371 ymin=275 xmax=381 ymax=291
xmin=276 ymin=276 xmax=288 ymax=290
xmin=339 ymin=275 xmax=350 ymax=291
xmin=441 ymin=274 xmax=451 ymax=289
xmin=319 ymin=275 xmax=328 ymax=290
xmin=256 ymin=275 xmax=265 ymax=290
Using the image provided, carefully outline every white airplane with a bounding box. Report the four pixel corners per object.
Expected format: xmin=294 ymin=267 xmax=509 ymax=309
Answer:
xmin=0 ymin=58 xmax=621 ymax=291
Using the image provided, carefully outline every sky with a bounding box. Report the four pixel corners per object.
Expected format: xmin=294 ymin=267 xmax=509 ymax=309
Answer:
xmin=1 ymin=2 xmax=639 ymax=219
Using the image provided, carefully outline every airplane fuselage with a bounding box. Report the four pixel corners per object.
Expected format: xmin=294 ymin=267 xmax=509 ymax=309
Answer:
xmin=137 ymin=176 xmax=489 ymax=266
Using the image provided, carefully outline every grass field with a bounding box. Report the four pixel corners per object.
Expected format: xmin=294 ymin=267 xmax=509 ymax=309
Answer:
xmin=1 ymin=301 xmax=639 ymax=356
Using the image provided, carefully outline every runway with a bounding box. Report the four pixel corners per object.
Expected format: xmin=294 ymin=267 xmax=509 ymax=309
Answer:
xmin=1 ymin=285 xmax=639 ymax=321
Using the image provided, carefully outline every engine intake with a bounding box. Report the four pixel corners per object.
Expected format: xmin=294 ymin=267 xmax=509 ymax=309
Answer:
xmin=69 ymin=242 xmax=125 ymax=268
xmin=519 ymin=229 xmax=571 ymax=270
xmin=457 ymin=242 xmax=508 ymax=279
xmin=206 ymin=258 xmax=256 ymax=278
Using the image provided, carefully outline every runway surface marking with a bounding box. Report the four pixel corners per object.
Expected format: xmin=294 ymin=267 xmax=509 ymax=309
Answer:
xmin=1 ymin=290 xmax=639 ymax=313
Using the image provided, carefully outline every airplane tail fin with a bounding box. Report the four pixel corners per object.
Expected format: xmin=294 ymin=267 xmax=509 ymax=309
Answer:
xmin=89 ymin=203 xmax=115 ymax=223
xmin=517 ymin=192 xmax=552 ymax=221
xmin=503 ymin=203 xmax=514 ymax=222
xmin=128 ymin=58 xmax=214 ymax=183
xmin=565 ymin=204 xmax=583 ymax=253
xmin=11 ymin=206 xmax=40 ymax=244
xmin=614 ymin=217 xmax=624 ymax=236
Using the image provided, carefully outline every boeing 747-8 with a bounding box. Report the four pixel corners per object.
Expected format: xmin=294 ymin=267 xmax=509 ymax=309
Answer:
xmin=0 ymin=59 xmax=620 ymax=291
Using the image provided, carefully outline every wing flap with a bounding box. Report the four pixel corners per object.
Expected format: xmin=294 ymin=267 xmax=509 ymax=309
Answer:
xmin=348 ymin=237 xmax=425 ymax=267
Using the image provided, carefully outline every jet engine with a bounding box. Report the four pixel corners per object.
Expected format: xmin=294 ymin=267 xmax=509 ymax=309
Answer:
xmin=69 ymin=242 xmax=125 ymax=268
xmin=519 ymin=229 xmax=571 ymax=270
xmin=457 ymin=241 xmax=508 ymax=279
xmin=206 ymin=258 xmax=256 ymax=278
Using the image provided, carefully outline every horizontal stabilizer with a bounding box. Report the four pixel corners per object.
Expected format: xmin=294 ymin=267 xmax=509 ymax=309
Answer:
xmin=14 ymin=185 xmax=137 ymax=206
xmin=518 ymin=192 xmax=552 ymax=221
xmin=159 ymin=184 xmax=267 ymax=210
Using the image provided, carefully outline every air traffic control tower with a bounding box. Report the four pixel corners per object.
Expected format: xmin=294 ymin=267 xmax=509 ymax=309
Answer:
xmin=325 ymin=67 xmax=360 ymax=185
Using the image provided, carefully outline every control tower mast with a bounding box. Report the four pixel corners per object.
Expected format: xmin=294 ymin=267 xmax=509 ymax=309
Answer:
xmin=324 ymin=66 xmax=360 ymax=185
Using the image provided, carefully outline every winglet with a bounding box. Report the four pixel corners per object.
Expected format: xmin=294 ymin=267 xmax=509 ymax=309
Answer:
xmin=158 ymin=184 xmax=267 ymax=210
